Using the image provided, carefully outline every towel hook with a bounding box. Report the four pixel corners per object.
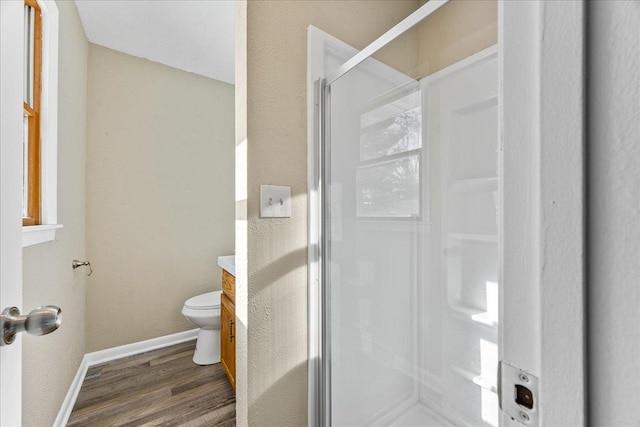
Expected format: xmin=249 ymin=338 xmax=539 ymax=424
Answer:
xmin=72 ymin=260 xmax=93 ymax=276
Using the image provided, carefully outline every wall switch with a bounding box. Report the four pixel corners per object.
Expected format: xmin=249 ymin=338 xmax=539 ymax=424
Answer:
xmin=260 ymin=185 xmax=291 ymax=218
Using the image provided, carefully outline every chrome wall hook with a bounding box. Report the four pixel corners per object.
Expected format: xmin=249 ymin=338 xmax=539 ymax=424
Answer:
xmin=72 ymin=260 xmax=93 ymax=276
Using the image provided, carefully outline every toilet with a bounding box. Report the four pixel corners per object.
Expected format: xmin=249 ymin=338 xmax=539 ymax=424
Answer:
xmin=181 ymin=290 xmax=222 ymax=365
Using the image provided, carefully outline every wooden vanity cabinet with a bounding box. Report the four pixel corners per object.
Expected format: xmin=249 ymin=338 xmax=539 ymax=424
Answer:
xmin=220 ymin=270 xmax=236 ymax=389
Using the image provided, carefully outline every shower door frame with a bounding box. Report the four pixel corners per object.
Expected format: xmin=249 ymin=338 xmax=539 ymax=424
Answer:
xmin=308 ymin=1 xmax=586 ymax=425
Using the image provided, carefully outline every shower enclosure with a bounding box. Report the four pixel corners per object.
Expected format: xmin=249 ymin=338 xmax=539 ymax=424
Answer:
xmin=316 ymin=1 xmax=498 ymax=425
xmin=308 ymin=1 xmax=586 ymax=426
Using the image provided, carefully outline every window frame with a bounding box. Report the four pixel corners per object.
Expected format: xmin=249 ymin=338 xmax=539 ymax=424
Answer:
xmin=21 ymin=0 xmax=61 ymax=247
xmin=23 ymin=0 xmax=42 ymax=226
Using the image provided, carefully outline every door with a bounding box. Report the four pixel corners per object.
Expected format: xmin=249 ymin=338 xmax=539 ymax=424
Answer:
xmin=1 ymin=1 xmax=26 ymax=425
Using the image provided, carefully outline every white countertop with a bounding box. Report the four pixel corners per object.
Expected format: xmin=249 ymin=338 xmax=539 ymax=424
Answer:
xmin=217 ymin=255 xmax=235 ymax=276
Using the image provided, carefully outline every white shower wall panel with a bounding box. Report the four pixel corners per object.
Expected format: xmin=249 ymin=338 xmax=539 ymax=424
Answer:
xmin=418 ymin=48 xmax=499 ymax=426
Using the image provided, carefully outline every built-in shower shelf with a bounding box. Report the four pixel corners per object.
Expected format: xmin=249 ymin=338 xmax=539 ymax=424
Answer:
xmin=449 ymin=177 xmax=497 ymax=193
xmin=451 ymin=366 xmax=498 ymax=393
xmin=471 ymin=311 xmax=498 ymax=328
xmin=472 ymin=375 xmax=498 ymax=394
xmin=449 ymin=303 xmax=498 ymax=328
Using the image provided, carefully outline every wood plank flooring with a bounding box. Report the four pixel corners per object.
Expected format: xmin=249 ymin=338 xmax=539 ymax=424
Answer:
xmin=67 ymin=340 xmax=235 ymax=427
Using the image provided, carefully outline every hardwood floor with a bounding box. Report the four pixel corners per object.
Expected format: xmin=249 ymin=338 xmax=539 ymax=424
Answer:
xmin=67 ymin=340 xmax=235 ymax=427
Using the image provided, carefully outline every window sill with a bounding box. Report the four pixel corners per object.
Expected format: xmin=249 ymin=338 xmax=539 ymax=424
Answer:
xmin=22 ymin=224 xmax=63 ymax=247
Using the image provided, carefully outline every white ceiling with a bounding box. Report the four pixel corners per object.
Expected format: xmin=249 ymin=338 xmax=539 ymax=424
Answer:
xmin=74 ymin=0 xmax=235 ymax=84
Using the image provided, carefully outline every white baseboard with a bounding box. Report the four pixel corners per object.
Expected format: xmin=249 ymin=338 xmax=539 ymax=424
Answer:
xmin=53 ymin=355 xmax=89 ymax=427
xmin=84 ymin=329 xmax=198 ymax=366
xmin=54 ymin=329 xmax=198 ymax=427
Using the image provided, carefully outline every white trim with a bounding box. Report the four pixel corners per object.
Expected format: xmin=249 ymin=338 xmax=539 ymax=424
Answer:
xmin=54 ymin=329 xmax=199 ymax=427
xmin=23 ymin=0 xmax=60 ymax=247
xmin=536 ymin=1 xmax=586 ymax=423
xmin=85 ymin=328 xmax=198 ymax=366
xmin=37 ymin=0 xmax=58 ymax=227
xmin=500 ymin=1 xmax=585 ymax=425
xmin=22 ymin=224 xmax=62 ymax=247
xmin=307 ymin=26 xmax=358 ymax=427
xmin=53 ymin=355 xmax=89 ymax=427
xmin=307 ymin=26 xmax=323 ymax=427
xmin=420 ymin=45 xmax=498 ymax=85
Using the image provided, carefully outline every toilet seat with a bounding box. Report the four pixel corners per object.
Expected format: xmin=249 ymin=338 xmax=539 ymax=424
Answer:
xmin=184 ymin=290 xmax=221 ymax=310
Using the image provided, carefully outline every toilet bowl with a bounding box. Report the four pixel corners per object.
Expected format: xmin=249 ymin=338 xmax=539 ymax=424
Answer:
xmin=181 ymin=290 xmax=222 ymax=365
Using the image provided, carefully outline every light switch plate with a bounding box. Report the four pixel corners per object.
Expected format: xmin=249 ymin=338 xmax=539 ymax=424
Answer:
xmin=260 ymin=185 xmax=291 ymax=218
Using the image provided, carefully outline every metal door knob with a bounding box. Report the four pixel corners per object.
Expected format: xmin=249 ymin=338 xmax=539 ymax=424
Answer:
xmin=0 ymin=305 xmax=62 ymax=346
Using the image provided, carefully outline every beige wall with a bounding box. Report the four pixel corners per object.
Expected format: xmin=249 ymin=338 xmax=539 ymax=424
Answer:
xmin=86 ymin=45 xmax=235 ymax=351
xmin=418 ymin=0 xmax=496 ymax=77
xmin=22 ymin=1 xmax=88 ymax=425
xmin=237 ymin=1 xmax=419 ymax=425
xmin=371 ymin=0 xmax=497 ymax=79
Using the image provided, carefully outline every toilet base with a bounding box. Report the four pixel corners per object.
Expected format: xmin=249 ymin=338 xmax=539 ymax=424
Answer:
xmin=193 ymin=328 xmax=220 ymax=365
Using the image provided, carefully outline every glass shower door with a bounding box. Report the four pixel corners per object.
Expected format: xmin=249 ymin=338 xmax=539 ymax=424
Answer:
xmin=322 ymin=1 xmax=499 ymax=425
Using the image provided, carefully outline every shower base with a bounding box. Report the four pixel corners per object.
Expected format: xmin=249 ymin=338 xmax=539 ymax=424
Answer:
xmin=389 ymin=402 xmax=455 ymax=427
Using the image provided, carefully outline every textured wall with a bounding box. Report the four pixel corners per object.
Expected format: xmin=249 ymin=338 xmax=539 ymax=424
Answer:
xmin=86 ymin=45 xmax=235 ymax=351
xmin=587 ymin=1 xmax=640 ymax=425
xmin=22 ymin=1 xmax=88 ymax=425
xmin=239 ymin=2 xmax=419 ymax=425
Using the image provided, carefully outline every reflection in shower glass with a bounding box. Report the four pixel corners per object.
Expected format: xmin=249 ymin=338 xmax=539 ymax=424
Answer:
xmin=357 ymin=87 xmax=422 ymax=218
xmin=356 ymin=155 xmax=420 ymax=218
xmin=359 ymin=89 xmax=422 ymax=161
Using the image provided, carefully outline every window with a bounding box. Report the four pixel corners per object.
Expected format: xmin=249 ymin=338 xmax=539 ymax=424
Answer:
xmin=23 ymin=0 xmax=42 ymax=226
xmin=21 ymin=0 xmax=61 ymax=247
xmin=357 ymin=84 xmax=422 ymax=218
